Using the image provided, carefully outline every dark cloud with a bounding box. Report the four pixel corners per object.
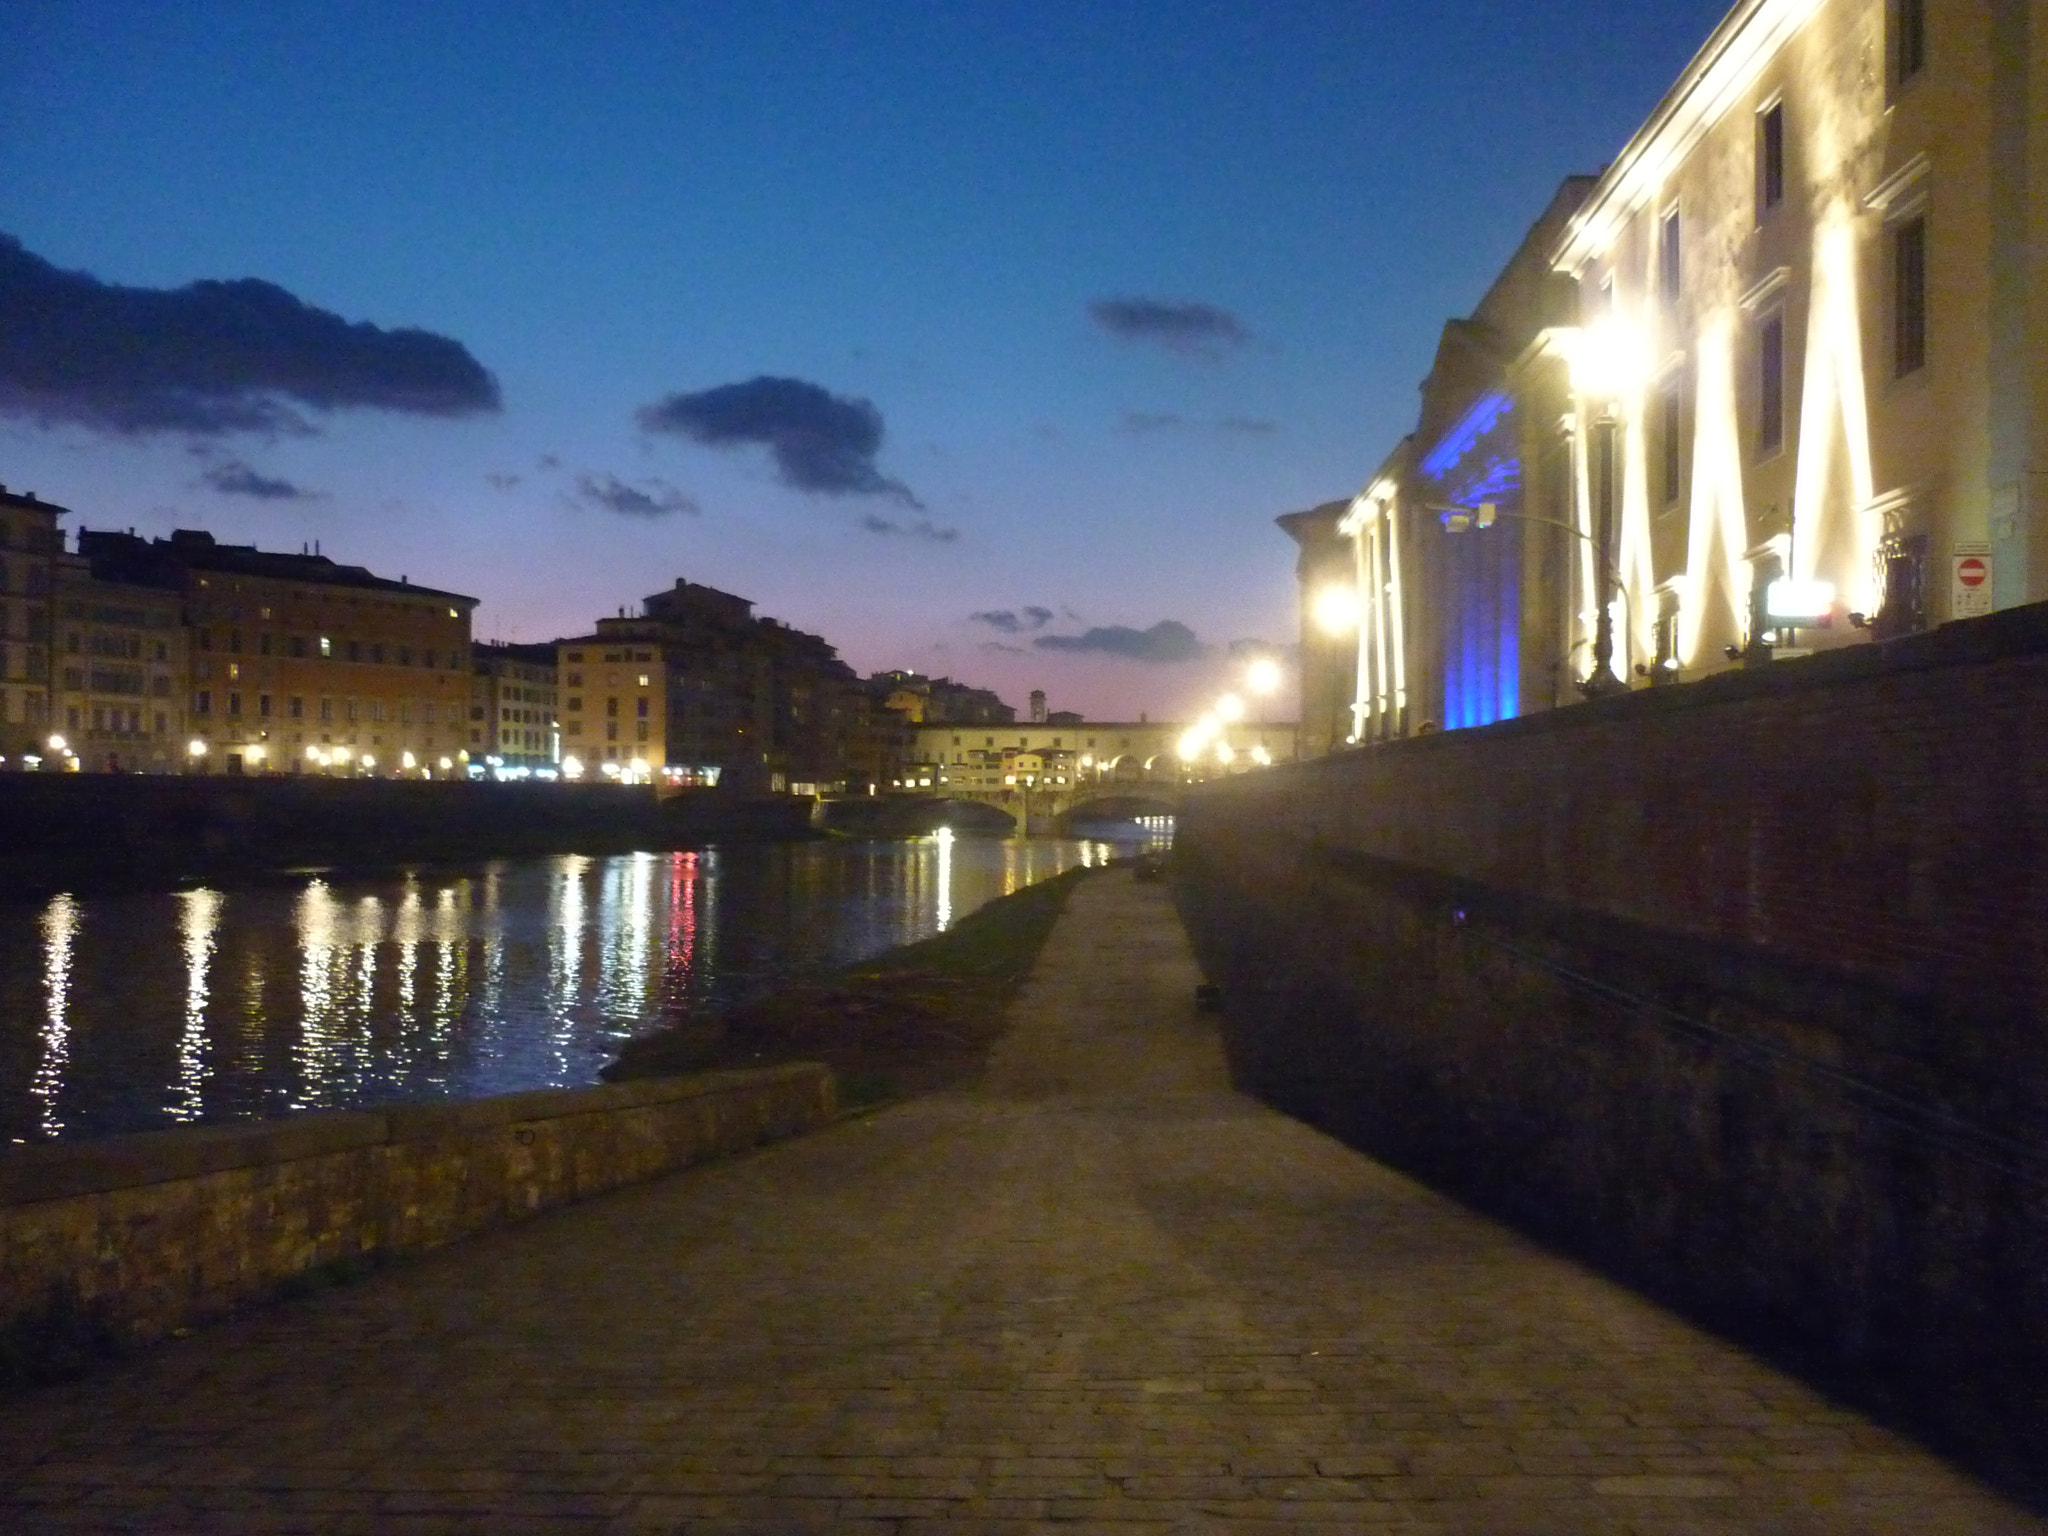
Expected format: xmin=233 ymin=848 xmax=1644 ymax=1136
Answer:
xmin=573 ymin=472 xmax=697 ymax=518
xmin=198 ymin=455 xmax=316 ymax=501
xmin=485 ymin=470 xmax=521 ymax=491
xmin=1034 ymin=619 xmax=1206 ymax=664
xmin=978 ymin=640 xmax=1026 ymax=655
xmin=0 ymin=232 xmax=500 ymax=437
xmin=1119 ymin=411 xmax=1185 ymax=434
xmin=861 ymin=513 xmax=957 ymax=542
xmin=1089 ymin=297 xmax=1249 ymax=357
xmin=536 ymin=453 xmax=560 ymax=471
xmin=1218 ymin=415 xmax=1279 ymax=435
xmin=970 ymin=606 xmax=1055 ymax=634
xmin=638 ymin=375 xmax=919 ymax=506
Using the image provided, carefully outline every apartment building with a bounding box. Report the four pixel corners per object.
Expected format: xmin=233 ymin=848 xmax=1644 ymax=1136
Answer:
xmin=0 ymin=485 xmax=61 ymax=763
xmin=471 ymin=641 xmax=558 ymax=769
xmin=50 ymin=552 xmax=186 ymax=772
xmin=78 ymin=529 xmax=476 ymax=774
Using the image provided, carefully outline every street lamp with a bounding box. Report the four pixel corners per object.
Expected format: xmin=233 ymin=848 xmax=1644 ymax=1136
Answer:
xmin=1569 ymin=316 xmax=1645 ymax=698
xmin=1311 ymin=585 xmax=1359 ymax=637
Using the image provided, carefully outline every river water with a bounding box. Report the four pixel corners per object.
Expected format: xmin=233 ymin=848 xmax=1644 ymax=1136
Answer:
xmin=0 ymin=834 xmax=1153 ymax=1144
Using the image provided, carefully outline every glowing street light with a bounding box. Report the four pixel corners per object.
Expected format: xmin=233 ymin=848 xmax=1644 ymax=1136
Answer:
xmin=1245 ymin=657 xmax=1282 ymax=696
xmin=1215 ymin=693 xmax=1246 ymax=723
xmin=1312 ymin=584 xmax=1360 ymax=636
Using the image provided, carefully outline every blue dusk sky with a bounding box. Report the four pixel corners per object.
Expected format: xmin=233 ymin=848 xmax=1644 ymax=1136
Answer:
xmin=2 ymin=0 xmax=1732 ymax=720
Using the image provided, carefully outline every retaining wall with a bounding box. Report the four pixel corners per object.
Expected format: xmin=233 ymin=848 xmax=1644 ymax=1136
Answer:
xmin=1174 ymin=602 xmax=2048 ymax=1483
xmin=0 ymin=776 xmax=819 ymax=894
xmin=0 ymin=1063 xmax=834 ymax=1373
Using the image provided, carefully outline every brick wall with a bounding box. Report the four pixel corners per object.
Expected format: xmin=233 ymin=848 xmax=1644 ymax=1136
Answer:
xmin=0 ymin=1064 xmax=834 ymax=1382
xmin=1175 ymin=602 xmax=2048 ymax=1485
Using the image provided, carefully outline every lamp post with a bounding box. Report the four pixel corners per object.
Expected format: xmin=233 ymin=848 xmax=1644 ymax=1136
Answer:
xmin=1439 ymin=504 xmax=1632 ymax=683
xmin=1568 ymin=317 xmax=1644 ymax=698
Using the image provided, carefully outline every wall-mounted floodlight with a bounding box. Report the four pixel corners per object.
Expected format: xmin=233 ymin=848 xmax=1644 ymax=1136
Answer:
xmin=1437 ymin=503 xmax=1499 ymax=533
xmin=1765 ymin=578 xmax=1837 ymax=625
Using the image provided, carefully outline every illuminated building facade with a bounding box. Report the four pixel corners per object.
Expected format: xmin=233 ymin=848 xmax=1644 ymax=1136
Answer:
xmin=1275 ymin=499 xmax=1357 ymax=756
xmin=50 ymin=553 xmax=187 ymax=772
xmin=1552 ymin=0 xmax=2048 ymax=670
xmin=1299 ymin=0 xmax=2048 ymax=749
xmin=560 ymin=578 xmax=863 ymax=790
xmin=78 ymin=530 xmax=476 ymax=774
xmin=470 ymin=642 xmax=558 ymax=769
xmin=0 ymin=486 xmax=62 ymax=764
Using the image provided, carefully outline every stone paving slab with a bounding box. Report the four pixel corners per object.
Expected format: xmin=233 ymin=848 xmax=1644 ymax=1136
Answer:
xmin=2 ymin=870 xmax=2042 ymax=1535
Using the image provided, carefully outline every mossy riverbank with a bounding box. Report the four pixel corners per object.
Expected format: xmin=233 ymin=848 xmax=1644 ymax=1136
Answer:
xmin=603 ymin=863 xmax=1102 ymax=1105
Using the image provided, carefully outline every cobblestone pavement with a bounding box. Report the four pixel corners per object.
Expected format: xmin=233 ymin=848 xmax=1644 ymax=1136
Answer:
xmin=3 ymin=870 xmax=2043 ymax=1535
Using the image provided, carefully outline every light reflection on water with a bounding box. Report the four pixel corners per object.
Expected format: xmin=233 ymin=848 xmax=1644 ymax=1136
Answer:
xmin=0 ymin=834 xmax=1152 ymax=1143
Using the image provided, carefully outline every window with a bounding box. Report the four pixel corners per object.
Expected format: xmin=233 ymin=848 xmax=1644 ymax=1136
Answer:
xmin=227 ymin=693 xmax=242 ymax=717
xmin=636 ymin=721 xmax=649 ymax=742
xmin=259 ymin=633 xmax=273 ymax=656
xmin=320 ymin=697 xmax=334 ymax=722
xmin=289 ymin=696 xmax=304 ymax=719
xmin=226 ymin=662 xmax=241 ymax=682
xmin=1893 ymin=0 xmax=1927 ymax=86
xmin=606 ymin=721 xmax=619 ymax=741
xmin=1757 ymin=102 xmax=1785 ymax=216
xmin=195 ymin=690 xmax=211 ymax=715
xmin=318 ymin=636 xmax=332 ymax=658
xmin=346 ymin=641 xmax=361 ymax=662
xmin=1660 ymin=379 xmax=1684 ymax=506
xmin=1659 ymin=207 xmax=1682 ymax=304
xmin=1758 ymin=311 xmax=1786 ymax=455
xmin=259 ymin=694 xmax=272 ymax=718
xmin=636 ymin=698 xmax=649 ymax=718
xmin=1894 ymin=215 xmax=1927 ymax=377
xmin=606 ymin=697 xmax=619 ymax=716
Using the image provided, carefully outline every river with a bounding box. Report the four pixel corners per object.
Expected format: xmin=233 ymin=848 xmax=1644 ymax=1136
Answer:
xmin=0 ymin=833 xmax=1157 ymax=1144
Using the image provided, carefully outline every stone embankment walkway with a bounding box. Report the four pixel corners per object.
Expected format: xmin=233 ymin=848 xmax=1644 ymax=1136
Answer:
xmin=3 ymin=871 xmax=2042 ymax=1535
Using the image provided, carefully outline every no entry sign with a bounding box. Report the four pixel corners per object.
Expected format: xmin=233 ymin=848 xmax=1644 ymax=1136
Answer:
xmin=1953 ymin=551 xmax=1994 ymax=618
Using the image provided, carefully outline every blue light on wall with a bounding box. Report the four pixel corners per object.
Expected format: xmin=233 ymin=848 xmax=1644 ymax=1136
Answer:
xmin=1425 ymin=392 xmax=1521 ymax=730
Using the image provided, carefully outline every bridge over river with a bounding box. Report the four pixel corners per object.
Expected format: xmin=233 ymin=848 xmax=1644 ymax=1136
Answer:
xmin=1 ymin=870 xmax=2036 ymax=1533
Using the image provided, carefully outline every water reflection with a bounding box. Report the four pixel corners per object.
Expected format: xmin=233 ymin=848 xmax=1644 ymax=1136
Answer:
xmin=34 ymin=894 xmax=80 ymax=1137
xmin=171 ymin=889 xmax=220 ymax=1122
xmin=2 ymin=837 xmax=1126 ymax=1142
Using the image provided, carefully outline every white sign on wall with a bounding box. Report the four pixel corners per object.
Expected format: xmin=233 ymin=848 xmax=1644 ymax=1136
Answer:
xmin=1952 ymin=547 xmax=1994 ymax=619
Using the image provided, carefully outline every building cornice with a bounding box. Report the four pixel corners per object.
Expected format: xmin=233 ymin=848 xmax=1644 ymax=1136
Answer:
xmin=1553 ymin=0 xmax=1816 ymax=275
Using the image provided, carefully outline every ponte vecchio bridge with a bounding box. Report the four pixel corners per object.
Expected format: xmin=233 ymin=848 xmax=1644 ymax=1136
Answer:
xmin=901 ymin=718 xmax=1299 ymax=834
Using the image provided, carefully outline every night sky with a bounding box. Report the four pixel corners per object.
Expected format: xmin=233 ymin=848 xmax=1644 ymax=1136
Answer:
xmin=3 ymin=0 xmax=1732 ymax=721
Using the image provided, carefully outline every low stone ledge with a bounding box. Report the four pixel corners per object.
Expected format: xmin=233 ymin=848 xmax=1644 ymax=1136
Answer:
xmin=0 ymin=1063 xmax=836 ymax=1378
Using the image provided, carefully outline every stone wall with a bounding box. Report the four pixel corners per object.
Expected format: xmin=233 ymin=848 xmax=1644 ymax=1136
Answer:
xmin=0 ymin=1064 xmax=834 ymax=1374
xmin=0 ymin=776 xmax=820 ymax=894
xmin=1174 ymin=602 xmax=2048 ymax=1482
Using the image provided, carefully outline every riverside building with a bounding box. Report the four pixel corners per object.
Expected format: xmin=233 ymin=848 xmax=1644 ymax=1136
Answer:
xmin=77 ymin=529 xmax=476 ymax=774
xmin=1298 ymin=0 xmax=2048 ymax=747
xmin=0 ymin=485 xmax=62 ymax=765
